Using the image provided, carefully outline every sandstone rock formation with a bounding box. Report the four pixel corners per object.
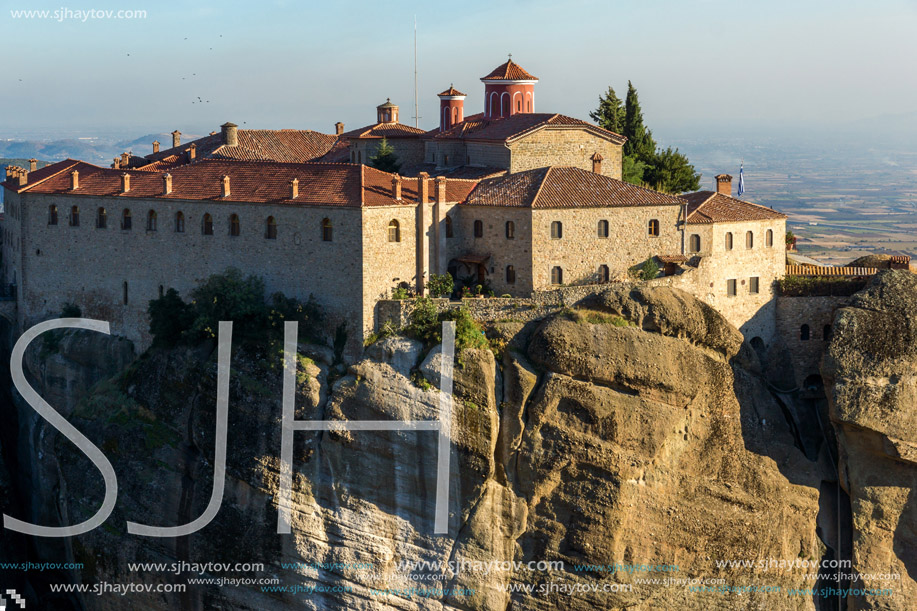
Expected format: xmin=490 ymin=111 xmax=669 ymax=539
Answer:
xmin=823 ymin=270 xmax=917 ymax=609
xmin=8 ymin=285 xmax=856 ymax=610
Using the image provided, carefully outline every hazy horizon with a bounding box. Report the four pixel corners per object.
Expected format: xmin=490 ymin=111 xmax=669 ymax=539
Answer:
xmin=1 ymin=0 xmax=915 ymax=148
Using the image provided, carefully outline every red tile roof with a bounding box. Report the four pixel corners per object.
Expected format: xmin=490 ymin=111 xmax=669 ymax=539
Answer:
xmin=682 ymin=191 xmax=787 ymax=224
xmin=464 ymin=166 xmax=684 ymax=209
xmin=340 ymin=122 xmax=426 ymax=139
xmin=136 ymin=129 xmax=340 ymax=170
xmin=429 ymin=112 xmax=625 ymax=144
xmin=399 ymin=163 xmax=506 ymax=180
xmin=3 ymin=159 xmax=476 ymax=207
xmin=481 ymin=59 xmax=538 ymax=81
xmin=438 ymin=85 xmax=466 ymax=97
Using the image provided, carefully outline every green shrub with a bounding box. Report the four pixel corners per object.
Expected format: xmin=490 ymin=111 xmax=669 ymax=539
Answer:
xmin=60 ymin=302 xmax=82 ymax=317
xmin=440 ymin=307 xmax=490 ymax=352
xmin=427 ymin=273 xmax=454 ymax=298
xmin=187 ymin=268 xmax=267 ymax=341
xmin=639 ymin=259 xmax=660 ymax=281
xmin=147 ymin=269 xmax=326 ymax=348
xmin=778 ymin=275 xmax=867 ymax=297
xmin=392 ymin=286 xmax=410 ymax=300
xmin=148 ymin=289 xmax=195 ymax=348
xmin=408 ymin=297 xmax=440 ymax=344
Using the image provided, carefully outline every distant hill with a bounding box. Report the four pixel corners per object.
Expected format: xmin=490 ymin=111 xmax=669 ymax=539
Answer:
xmin=0 ymin=133 xmax=204 ymax=165
xmin=0 ymin=158 xmax=53 ymax=172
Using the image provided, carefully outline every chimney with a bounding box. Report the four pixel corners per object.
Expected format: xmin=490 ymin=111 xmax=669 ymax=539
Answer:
xmin=591 ymin=152 xmax=603 ymax=174
xmin=152 ymin=140 xmax=160 ymax=154
xmin=335 ymin=122 xmax=344 ymax=136
xmin=4 ymin=166 xmax=12 ymax=179
xmin=171 ymin=130 xmax=181 ymax=148
xmin=120 ymin=173 xmax=130 ymax=193
xmin=221 ymin=175 xmax=231 ymax=198
xmin=221 ymin=122 xmax=238 ymax=146
xmin=70 ymin=170 xmax=79 ymax=190
xmin=392 ymin=174 xmax=402 ymax=200
xmin=435 ymin=176 xmax=447 ymax=204
xmin=290 ymin=178 xmax=299 ymax=199
xmin=121 ymin=152 xmax=130 ymax=167
xmin=188 ymin=143 xmax=197 ymax=161
xmin=113 ymin=157 xmax=121 ymax=170
xmin=14 ymin=168 xmax=27 ymax=187
xmin=715 ymin=174 xmax=732 ymax=196
xmin=28 ymin=158 xmax=37 ymax=172
xmin=162 ymin=173 xmax=172 ymax=195
xmin=416 ymin=172 xmax=430 ymax=204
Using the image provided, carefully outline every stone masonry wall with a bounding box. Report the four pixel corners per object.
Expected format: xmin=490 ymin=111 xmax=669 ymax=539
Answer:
xmin=776 ymin=295 xmax=851 ymax=389
xmin=509 ymin=129 xmax=623 ymax=180
xmin=350 ymin=138 xmax=425 ymax=168
xmin=680 ymin=219 xmax=787 ymax=342
xmin=450 ymin=205 xmax=535 ymax=295
xmin=531 ymin=204 xmax=683 ymax=289
xmin=15 ymin=191 xmax=365 ymax=352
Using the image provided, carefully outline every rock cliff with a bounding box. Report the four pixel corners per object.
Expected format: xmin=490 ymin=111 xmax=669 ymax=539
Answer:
xmin=823 ymin=270 xmax=917 ymax=609
xmin=8 ymin=284 xmax=899 ymax=610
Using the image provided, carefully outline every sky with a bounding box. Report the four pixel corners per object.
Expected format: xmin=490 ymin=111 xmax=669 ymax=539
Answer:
xmin=1 ymin=0 xmax=916 ymax=145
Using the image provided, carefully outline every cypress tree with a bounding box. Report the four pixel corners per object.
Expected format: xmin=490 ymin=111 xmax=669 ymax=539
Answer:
xmin=623 ymin=81 xmax=656 ymax=161
xmin=589 ymin=86 xmax=625 ymax=135
xmin=643 ymin=147 xmax=701 ymax=194
xmin=369 ymin=137 xmax=401 ymax=173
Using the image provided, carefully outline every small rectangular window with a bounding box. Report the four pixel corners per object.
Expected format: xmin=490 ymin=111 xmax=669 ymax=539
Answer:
xmin=749 ymin=276 xmax=760 ymax=294
xmin=727 ymin=279 xmax=737 ymax=297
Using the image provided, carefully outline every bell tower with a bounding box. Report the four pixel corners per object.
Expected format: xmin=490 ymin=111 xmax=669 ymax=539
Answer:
xmin=480 ymin=56 xmax=538 ymax=120
xmin=437 ymin=85 xmax=466 ymax=132
xmin=376 ymin=98 xmax=399 ymax=124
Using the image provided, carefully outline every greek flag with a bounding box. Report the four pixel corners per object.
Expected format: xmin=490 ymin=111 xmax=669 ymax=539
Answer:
xmin=737 ymin=163 xmax=745 ymax=197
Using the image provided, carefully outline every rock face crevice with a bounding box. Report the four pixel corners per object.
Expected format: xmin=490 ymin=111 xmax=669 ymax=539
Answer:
xmin=4 ymin=284 xmax=883 ymax=610
xmin=822 ymin=270 xmax=917 ymax=608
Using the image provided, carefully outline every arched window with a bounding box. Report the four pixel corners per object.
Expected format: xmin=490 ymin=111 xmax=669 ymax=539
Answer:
xmin=551 ymin=221 xmax=563 ymax=239
xmin=147 ymin=209 xmax=157 ymax=231
xmin=229 ymin=214 xmax=240 ymax=236
xmin=96 ymin=207 xmax=107 ymax=229
xmin=265 ymin=216 xmax=277 ymax=239
xmin=551 ymin=266 xmax=563 ymax=285
xmin=746 ymin=231 xmax=754 ymax=249
xmin=689 ymin=234 xmax=701 ymax=252
xmin=322 ymin=218 xmax=333 ymax=242
xmin=48 ymin=205 xmax=58 ymax=225
xmin=725 ymin=232 xmax=733 ymax=250
xmin=202 ymin=213 xmax=213 ymax=235
xmin=69 ymin=206 xmax=80 ymax=227
xmin=800 ymin=324 xmax=810 ymax=341
xmin=648 ymin=219 xmax=660 ymax=237
xmin=516 ymin=99 xmax=521 ymax=112
xmin=506 ymin=265 xmax=516 ymax=284
xmin=388 ymin=219 xmax=400 ymax=242
xmin=122 ymin=209 xmax=132 ymax=231
xmin=766 ymin=229 xmax=774 ymax=247
xmin=506 ymin=221 xmax=515 ymax=239
xmin=122 ymin=281 xmax=129 ymax=305
xmin=598 ymin=264 xmax=610 ymax=283
xmin=823 ymin=324 xmax=833 ymax=341
xmin=597 ymin=220 xmax=609 ymax=238
xmin=445 ymin=215 xmax=454 ymax=238
xmin=175 ymin=211 xmax=185 ymax=233
xmin=473 ymin=219 xmax=483 ymax=238
xmin=357 ymin=151 xmax=361 ymax=164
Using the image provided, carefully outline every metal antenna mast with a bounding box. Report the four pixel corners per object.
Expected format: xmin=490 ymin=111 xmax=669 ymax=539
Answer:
xmin=413 ymin=16 xmax=420 ymax=128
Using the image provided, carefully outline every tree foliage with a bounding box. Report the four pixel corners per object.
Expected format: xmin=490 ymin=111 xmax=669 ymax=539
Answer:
xmin=589 ymin=86 xmax=625 ymax=135
xmin=147 ymin=268 xmax=325 ymax=348
xmin=593 ymin=81 xmax=701 ymax=193
xmin=369 ymin=137 xmax=401 ymax=173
